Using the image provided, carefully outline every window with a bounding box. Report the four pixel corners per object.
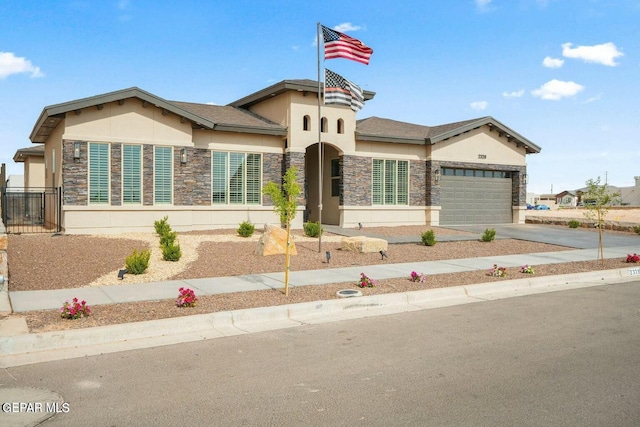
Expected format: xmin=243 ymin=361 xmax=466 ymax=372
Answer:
xmin=154 ymin=146 xmax=172 ymax=204
xmin=330 ymin=158 xmax=340 ymax=197
xmin=212 ymin=151 xmax=262 ymax=204
xmin=372 ymin=159 xmax=409 ymax=205
xmin=122 ymin=144 xmax=142 ymax=204
xmin=303 ymin=115 xmax=311 ymax=131
xmin=321 ymin=117 xmax=328 ymax=133
xmin=337 ymin=118 xmax=344 ymax=134
xmin=89 ymin=142 xmax=109 ymax=204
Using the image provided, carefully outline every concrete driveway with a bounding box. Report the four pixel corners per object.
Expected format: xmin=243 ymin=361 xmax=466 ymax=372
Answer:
xmin=443 ymin=223 xmax=640 ymax=249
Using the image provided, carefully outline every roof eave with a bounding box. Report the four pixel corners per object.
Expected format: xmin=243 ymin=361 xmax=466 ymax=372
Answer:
xmin=356 ymin=132 xmax=426 ymax=145
xmin=213 ymin=124 xmax=287 ymax=136
xmin=428 ymin=117 xmax=542 ymax=154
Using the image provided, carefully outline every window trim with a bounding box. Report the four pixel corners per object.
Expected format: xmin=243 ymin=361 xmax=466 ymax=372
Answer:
xmin=154 ymin=146 xmax=173 ymax=205
xmin=372 ymin=158 xmax=409 ymax=206
xmin=212 ymin=150 xmax=262 ymax=205
xmin=122 ymin=144 xmax=142 ymax=204
xmin=88 ymin=142 xmax=110 ymax=205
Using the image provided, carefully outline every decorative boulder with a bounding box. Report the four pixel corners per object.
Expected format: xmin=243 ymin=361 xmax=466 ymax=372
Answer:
xmin=341 ymin=236 xmax=388 ymax=253
xmin=255 ymin=224 xmax=297 ymax=256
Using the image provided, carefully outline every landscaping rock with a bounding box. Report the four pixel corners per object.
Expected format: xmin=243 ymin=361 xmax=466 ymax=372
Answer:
xmin=341 ymin=236 xmax=388 ymax=253
xmin=255 ymin=224 xmax=297 ymax=256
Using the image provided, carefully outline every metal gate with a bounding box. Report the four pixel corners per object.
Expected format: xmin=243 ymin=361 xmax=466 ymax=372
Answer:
xmin=0 ymin=187 xmax=62 ymax=233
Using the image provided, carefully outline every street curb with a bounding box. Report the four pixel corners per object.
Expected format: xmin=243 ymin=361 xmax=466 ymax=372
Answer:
xmin=1 ymin=268 xmax=639 ymax=368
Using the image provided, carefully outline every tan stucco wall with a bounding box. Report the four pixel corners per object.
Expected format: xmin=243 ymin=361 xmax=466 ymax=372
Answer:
xmin=44 ymin=124 xmax=64 ymax=187
xmin=431 ymin=126 xmax=526 ymax=166
xmin=355 ymin=140 xmax=427 ymax=160
xmin=25 ymin=156 xmax=45 ymax=187
xmin=63 ymin=100 xmax=193 ymax=146
xmin=192 ymin=129 xmax=284 ymax=153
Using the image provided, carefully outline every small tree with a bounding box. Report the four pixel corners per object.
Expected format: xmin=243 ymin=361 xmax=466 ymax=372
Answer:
xmin=262 ymin=167 xmax=301 ymax=296
xmin=582 ymin=176 xmax=621 ymax=264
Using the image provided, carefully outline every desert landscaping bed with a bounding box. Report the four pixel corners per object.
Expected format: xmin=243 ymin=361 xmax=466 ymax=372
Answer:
xmin=5 ymin=222 xmax=639 ymax=334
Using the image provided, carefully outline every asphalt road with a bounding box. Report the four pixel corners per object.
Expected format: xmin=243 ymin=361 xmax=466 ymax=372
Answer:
xmin=2 ymin=281 xmax=640 ymax=426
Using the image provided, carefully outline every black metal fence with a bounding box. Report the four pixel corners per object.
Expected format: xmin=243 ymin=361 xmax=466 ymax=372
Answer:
xmin=0 ymin=187 xmax=62 ymax=234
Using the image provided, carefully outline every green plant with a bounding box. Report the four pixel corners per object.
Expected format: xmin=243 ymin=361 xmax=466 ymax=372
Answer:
xmin=60 ymin=297 xmax=91 ymax=319
xmin=162 ymin=241 xmax=182 ymax=261
xmin=410 ymin=271 xmax=426 ymax=283
xmin=358 ymin=272 xmax=376 ymax=288
xmin=154 ymin=216 xmax=171 ymax=236
xmin=159 ymin=230 xmax=178 ymax=247
xmin=125 ymin=249 xmax=151 ymax=275
xmin=583 ymin=177 xmax=622 ymax=264
xmin=568 ymin=220 xmax=580 ymax=228
xmin=481 ymin=228 xmax=496 ymax=242
xmin=520 ymin=264 xmax=535 ymax=274
xmin=176 ymin=287 xmax=198 ymax=307
xmin=421 ymin=229 xmax=437 ymax=246
xmin=237 ymin=221 xmax=255 ymax=238
xmin=262 ymin=166 xmax=301 ymax=296
xmin=303 ymin=221 xmax=323 ymax=238
xmin=488 ymin=264 xmax=507 ymax=277
xmin=633 ymin=225 xmax=640 ymax=235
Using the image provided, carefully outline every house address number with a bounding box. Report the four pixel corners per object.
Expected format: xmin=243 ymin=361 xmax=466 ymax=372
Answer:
xmin=478 ymin=154 xmax=487 ymax=159
xmin=629 ymin=267 xmax=640 ymax=276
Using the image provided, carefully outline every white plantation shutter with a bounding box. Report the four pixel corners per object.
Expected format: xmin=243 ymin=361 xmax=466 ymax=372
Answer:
xmin=372 ymin=159 xmax=383 ymax=205
xmin=154 ymin=146 xmax=172 ymax=204
xmin=372 ymin=159 xmax=409 ymax=205
xmin=246 ymin=153 xmax=261 ymax=204
xmin=229 ymin=152 xmax=245 ymax=204
xmin=122 ymin=145 xmax=141 ymax=204
xmin=89 ymin=143 xmax=109 ymax=204
xmin=212 ymin=151 xmax=228 ymax=204
xmin=212 ymin=151 xmax=262 ymax=205
xmin=397 ymin=160 xmax=408 ymax=205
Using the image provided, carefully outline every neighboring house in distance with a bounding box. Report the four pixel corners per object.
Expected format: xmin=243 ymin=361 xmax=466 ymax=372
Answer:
xmin=12 ymin=145 xmax=45 ymax=188
xmin=28 ymin=82 xmax=540 ymax=234
xmin=618 ymin=177 xmax=640 ymax=206
xmin=556 ymin=190 xmax=578 ymax=208
xmin=535 ymin=194 xmax=557 ymax=208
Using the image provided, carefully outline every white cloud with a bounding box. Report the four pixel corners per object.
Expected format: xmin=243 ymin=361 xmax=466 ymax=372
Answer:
xmin=0 ymin=52 xmax=44 ymax=79
xmin=583 ymin=93 xmax=602 ymax=104
xmin=561 ymin=42 xmax=623 ymax=66
xmin=503 ymin=89 xmax=525 ymax=98
xmin=470 ymin=101 xmax=488 ymax=111
xmin=542 ymin=56 xmax=564 ymax=68
xmin=531 ymin=79 xmax=584 ymax=100
xmin=333 ymin=22 xmax=361 ymax=32
xmin=475 ymin=0 xmax=494 ymax=11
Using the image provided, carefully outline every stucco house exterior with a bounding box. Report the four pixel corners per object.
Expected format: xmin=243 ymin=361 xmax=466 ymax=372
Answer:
xmin=12 ymin=145 xmax=45 ymax=188
xmin=28 ymin=80 xmax=540 ymax=234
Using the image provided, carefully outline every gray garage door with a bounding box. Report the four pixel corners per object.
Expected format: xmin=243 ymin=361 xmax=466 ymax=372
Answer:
xmin=439 ymin=170 xmax=512 ymax=225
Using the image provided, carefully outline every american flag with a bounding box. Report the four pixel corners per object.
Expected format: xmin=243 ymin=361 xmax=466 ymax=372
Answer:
xmin=322 ymin=25 xmax=373 ymax=65
xmin=324 ymin=69 xmax=365 ymax=112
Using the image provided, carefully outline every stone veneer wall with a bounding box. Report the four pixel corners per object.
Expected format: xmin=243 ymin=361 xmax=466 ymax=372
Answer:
xmin=174 ymin=148 xmax=211 ymax=205
xmin=142 ymin=145 xmax=154 ymax=206
xmin=62 ymin=140 xmax=88 ymax=205
xmin=284 ymin=151 xmax=306 ymax=206
xmin=410 ymin=160 xmax=427 ymax=206
xmin=262 ymin=152 xmax=285 ymax=206
xmin=110 ymin=143 xmax=122 ymax=205
xmin=341 ymin=155 xmax=371 ymax=206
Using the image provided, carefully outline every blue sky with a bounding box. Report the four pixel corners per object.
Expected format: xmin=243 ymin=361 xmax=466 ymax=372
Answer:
xmin=1 ymin=0 xmax=638 ymax=194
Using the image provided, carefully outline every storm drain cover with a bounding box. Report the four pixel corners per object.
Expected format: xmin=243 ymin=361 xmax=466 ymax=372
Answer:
xmin=336 ymin=289 xmax=363 ymax=298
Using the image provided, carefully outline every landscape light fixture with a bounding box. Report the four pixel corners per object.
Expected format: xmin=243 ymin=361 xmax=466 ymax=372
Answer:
xmin=180 ymin=148 xmax=187 ymax=164
xmin=74 ymin=142 xmax=81 ymax=160
xmin=358 ymin=222 xmax=363 ymax=230
xmin=379 ymin=250 xmax=388 ymax=260
xmin=325 ymin=251 xmax=331 ymax=263
xmin=434 ymin=168 xmax=441 ymax=184
xmin=117 ymin=269 xmax=128 ymax=280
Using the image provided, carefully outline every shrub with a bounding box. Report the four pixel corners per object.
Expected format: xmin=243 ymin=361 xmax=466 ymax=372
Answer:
xmin=154 ymin=216 xmax=171 ymax=236
xmin=125 ymin=249 xmax=151 ymax=275
xmin=159 ymin=230 xmax=178 ymax=247
xmin=237 ymin=221 xmax=255 ymax=238
xmin=421 ymin=229 xmax=437 ymax=246
xmin=162 ymin=241 xmax=182 ymax=262
xmin=633 ymin=225 xmax=640 ymax=235
xmin=520 ymin=264 xmax=535 ymax=274
xmin=481 ymin=228 xmax=496 ymax=242
xmin=60 ymin=297 xmax=91 ymax=319
xmin=303 ymin=221 xmax=323 ymax=238
xmin=568 ymin=220 xmax=580 ymax=228
xmin=410 ymin=271 xmax=426 ymax=283
xmin=488 ymin=264 xmax=507 ymax=277
xmin=176 ymin=287 xmax=198 ymax=307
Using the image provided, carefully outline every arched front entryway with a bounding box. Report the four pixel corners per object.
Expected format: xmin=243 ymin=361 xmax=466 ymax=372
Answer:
xmin=305 ymin=143 xmax=341 ymax=225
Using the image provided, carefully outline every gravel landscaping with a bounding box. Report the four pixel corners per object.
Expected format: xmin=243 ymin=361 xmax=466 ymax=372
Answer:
xmin=5 ymin=222 xmax=637 ymax=334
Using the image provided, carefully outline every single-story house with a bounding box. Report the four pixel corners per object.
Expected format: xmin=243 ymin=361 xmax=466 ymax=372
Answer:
xmin=556 ymin=190 xmax=578 ymax=208
xmin=27 ymin=80 xmax=540 ymax=234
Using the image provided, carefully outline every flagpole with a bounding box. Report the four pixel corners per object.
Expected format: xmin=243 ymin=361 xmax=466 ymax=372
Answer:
xmin=317 ymin=22 xmax=323 ymax=253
